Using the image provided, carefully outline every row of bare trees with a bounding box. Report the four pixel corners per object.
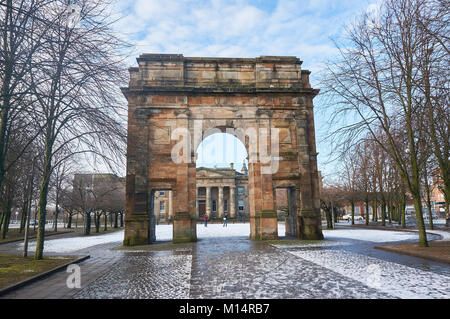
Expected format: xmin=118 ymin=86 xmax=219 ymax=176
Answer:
xmin=320 ymin=0 xmax=449 ymax=247
xmin=0 ymin=0 xmax=128 ymax=259
xmin=66 ymin=173 xmax=125 ymax=235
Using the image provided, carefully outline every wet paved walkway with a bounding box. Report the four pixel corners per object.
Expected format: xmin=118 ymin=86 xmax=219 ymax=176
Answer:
xmin=1 ymin=226 xmax=449 ymax=299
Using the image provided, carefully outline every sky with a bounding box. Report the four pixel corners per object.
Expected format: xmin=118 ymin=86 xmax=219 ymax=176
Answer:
xmin=110 ymin=0 xmax=378 ymax=178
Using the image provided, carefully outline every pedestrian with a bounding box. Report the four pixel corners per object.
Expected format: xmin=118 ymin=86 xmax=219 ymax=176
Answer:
xmin=204 ymin=215 xmax=208 ymax=227
xmin=223 ymin=214 xmax=228 ymax=227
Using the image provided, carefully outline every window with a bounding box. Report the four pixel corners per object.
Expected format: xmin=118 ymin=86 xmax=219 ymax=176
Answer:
xmin=238 ymin=200 xmax=244 ymax=211
xmin=212 ymin=200 xmax=217 ymax=212
xmin=160 ymin=201 xmax=165 ymax=213
xmin=237 ymin=187 xmax=244 ymax=195
xmin=159 ymin=190 xmax=165 ymax=196
xmin=224 ymin=200 xmax=228 ymax=212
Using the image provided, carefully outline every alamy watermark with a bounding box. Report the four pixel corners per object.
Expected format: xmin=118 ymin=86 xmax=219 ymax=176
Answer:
xmin=66 ymin=264 xmax=81 ymax=289
xmin=170 ymin=117 xmax=281 ymax=175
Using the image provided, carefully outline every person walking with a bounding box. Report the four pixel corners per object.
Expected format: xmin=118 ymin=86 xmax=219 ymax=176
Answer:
xmin=204 ymin=215 xmax=208 ymax=227
xmin=223 ymin=214 xmax=228 ymax=227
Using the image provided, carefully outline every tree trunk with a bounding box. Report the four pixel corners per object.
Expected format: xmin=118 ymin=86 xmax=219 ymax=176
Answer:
xmin=1 ymin=186 xmax=13 ymax=239
xmin=425 ymin=197 xmax=434 ymax=230
xmin=372 ymin=199 xmax=377 ymax=223
xmin=20 ymin=183 xmax=29 ymax=233
xmin=95 ymin=213 xmax=100 ymax=233
xmin=85 ymin=212 xmax=91 ymax=235
xmin=365 ymin=197 xmax=369 ymax=226
xmin=114 ymin=212 xmax=118 ymax=228
xmin=388 ymin=201 xmax=393 ymax=224
xmin=412 ymin=194 xmax=428 ymax=247
xmin=67 ymin=213 xmax=72 ymax=229
xmin=351 ymin=200 xmax=355 ymax=225
xmin=445 ymin=199 xmax=449 ymax=227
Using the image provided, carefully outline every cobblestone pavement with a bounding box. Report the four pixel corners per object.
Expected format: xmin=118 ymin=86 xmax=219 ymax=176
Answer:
xmin=75 ymin=250 xmax=192 ymax=299
xmin=2 ymin=227 xmax=449 ymax=299
xmin=71 ymin=234 xmax=449 ymax=299
xmin=188 ymin=237 xmax=392 ymax=299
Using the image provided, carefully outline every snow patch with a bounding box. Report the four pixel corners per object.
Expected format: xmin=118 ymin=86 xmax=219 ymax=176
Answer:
xmin=288 ymin=249 xmax=450 ymax=299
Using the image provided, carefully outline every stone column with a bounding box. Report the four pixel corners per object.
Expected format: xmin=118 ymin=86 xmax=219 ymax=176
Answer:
xmin=295 ymin=101 xmax=323 ymax=240
xmin=230 ymin=186 xmax=236 ymax=218
xmin=173 ymin=162 xmax=197 ymax=243
xmin=168 ymin=190 xmax=173 ymax=219
xmin=206 ymin=187 xmax=211 ymax=218
xmin=123 ymin=108 xmax=151 ymax=246
xmin=218 ymin=186 xmax=224 ymax=218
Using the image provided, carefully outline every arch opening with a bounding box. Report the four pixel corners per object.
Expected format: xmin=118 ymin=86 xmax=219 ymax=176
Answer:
xmin=194 ymin=132 xmax=250 ymax=238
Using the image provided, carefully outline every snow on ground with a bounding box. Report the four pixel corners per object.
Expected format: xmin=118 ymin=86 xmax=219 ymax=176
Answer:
xmin=288 ymin=248 xmax=450 ymax=299
xmin=155 ymin=223 xmax=252 ymax=241
xmin=18 ymin=222 xmax=446 ymax=253
xmin=323 ymin=228 xmax=421 ymax=243
xmin=19 ymin=231 xmax=125 ymax=253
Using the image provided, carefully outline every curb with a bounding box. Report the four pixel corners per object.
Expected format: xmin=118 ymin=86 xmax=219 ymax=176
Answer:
xmin=374 ymin=245 xmax=450 ymax=265
xmin=0 ymin=255 xmax=90 ymax=297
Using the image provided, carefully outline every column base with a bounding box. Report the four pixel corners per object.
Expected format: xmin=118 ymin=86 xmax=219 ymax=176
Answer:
xmin=250 ymin=210 xmax=278 ymax=240
xmin=123 ymin=215 xmax=154 ymax=246
xmin=173 ymin=212 xmax=197 ymax=243
xmin=297 ymin=209 xmax=324 ymax=240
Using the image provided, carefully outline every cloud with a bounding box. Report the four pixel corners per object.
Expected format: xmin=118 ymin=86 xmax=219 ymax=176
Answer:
xmin=112 ymin=0 xmax=374 ymax=175
xmin=113 ymin=0 xmax=371 ymax=81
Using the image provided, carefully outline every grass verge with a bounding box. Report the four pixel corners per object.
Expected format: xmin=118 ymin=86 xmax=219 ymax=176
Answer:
xmin=375 ymin=241 xmax=450 ymax=265
xmin=0 ymin=254 xmax=77 ymax=290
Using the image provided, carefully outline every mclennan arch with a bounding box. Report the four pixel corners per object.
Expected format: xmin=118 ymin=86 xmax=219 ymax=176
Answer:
xmin=122 ymin=54 xmax=323 ymax=245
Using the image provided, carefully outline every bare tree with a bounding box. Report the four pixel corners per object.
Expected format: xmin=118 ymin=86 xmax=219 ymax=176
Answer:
xmin=320 ymin=0 xmax=449 ymax=246
xmin=31 ymin=0 xmax=128 ymax=259
xmin=0 ymin=0 xmax=57 ymax=202
xmin=340 ymin=149 xmax=359 ymax=225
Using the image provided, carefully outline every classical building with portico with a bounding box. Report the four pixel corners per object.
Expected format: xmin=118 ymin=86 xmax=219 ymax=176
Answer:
xmin=153 ymin=163 xmax=250 ymax=223
xmin=196 ymin=163 xmax=249 ymax=221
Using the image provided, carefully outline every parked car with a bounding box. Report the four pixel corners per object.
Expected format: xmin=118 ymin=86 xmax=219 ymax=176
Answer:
xmin=342 ymin=214 xmax=364 ymax=221
xmin=29 ymin=219 xmax=38 ymax=226
xmin=342 ymin=214 xmax=351 ymax=221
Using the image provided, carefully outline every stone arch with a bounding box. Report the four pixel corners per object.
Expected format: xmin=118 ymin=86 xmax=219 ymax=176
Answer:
xmin=122 ymin=54 xmax=324 ymax=245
